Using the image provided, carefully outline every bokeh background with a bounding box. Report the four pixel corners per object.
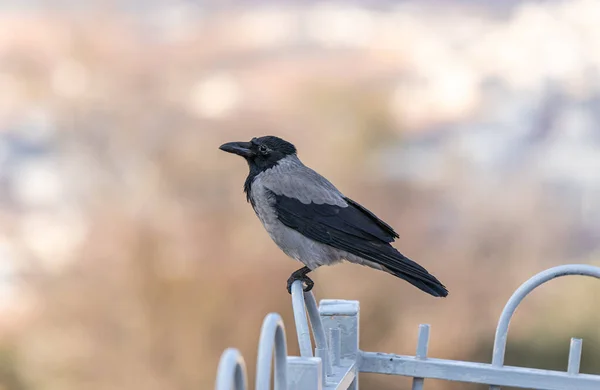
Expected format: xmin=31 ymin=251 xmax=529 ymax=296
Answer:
xmin=1 ymin=0 xmax=600 ymax=389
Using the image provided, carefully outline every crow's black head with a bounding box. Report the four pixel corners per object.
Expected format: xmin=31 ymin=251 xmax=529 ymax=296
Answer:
xmin=220 ymin=136 xmax=297 ymax=202
xmin=219 ymin=135 xmax=297 ymax=172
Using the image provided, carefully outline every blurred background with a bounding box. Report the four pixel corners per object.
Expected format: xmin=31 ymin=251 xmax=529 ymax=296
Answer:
xmin=1 ymin=0 xmax=600 ymax=389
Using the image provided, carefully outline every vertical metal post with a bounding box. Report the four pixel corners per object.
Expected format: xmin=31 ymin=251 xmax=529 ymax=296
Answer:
xmin=411 ymin=324 xmax=430 ymax=390
xmin=568 ymin=338 xmax=582 ymax=375
xmin=315 ymin=348 xmax=328 ymax=384
xmin=329 ymin=328 xmax=341 ymax=367
xmin=320 ymin=299 xmax=360 ymax=390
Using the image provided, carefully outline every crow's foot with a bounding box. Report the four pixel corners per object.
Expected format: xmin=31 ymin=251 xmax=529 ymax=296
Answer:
xmin=286 ymin=267 xmax=314 ymax=294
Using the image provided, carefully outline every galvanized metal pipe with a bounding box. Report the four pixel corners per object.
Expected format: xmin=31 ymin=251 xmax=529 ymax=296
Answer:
xmin=361 ymin=351 xmax=600 ymax=389
xmin=291 ymin=280 xmax=313 ymax=357
xmin=411 ymin=324 xmax=430 ymax=390
xmin=568 ymin=338 xmax=582 ymax=375
xmin=490 ymin=264 xmax=600 ymax=390
xmin=304 ymin=291 xmax=328 ymax=352
xmin=304 ymin=291 xmax=330 ymax=376
xmin=215 ymin=348 xmax=248 ymax=390
xmin=215 ymin=264 xmax=600 ymax=390
xmin=256 ymin=313 xmax=288 ymax=390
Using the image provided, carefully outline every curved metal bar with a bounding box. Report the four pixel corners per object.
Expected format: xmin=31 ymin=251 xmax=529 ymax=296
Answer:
xmin=304 ymin=291 xmax=328 ymax=351
xmin=304 ymin=290 xmax=330 ymax=376
xmin=492 ymin=264 xmax=600 ymax=367
xmin=291 ymin=280 xmax=313 ymax=357
xmin=299 ymin=290 xmax=330 ymax=381
xmin=256 ymin=313 xmax=288 ymax=390
xmin=215 ymin=348 xmax=248 ymax=390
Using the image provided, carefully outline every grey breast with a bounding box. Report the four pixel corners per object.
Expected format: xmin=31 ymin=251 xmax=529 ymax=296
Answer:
xmin=249 ymin=155 xmax=349 ymax=269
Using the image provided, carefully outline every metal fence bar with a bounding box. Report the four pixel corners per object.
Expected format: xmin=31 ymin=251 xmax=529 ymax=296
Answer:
xmin=319 ymin=299 xmax=360 ymax=390
xmin=256 ymin=313 xmax=288 ymax=390
xmin=288 ymin=357 xmax=323 ymax=390
xmin=360 ymin=352 xmax=600 ymax=389
xmin=216 ymin=264 xmax=600 ymax=390
xmin=411 ymin=324 xmax=430 ymax=390
xmin=305 ymin=291 xmax=331 ymax=378
xmin=490 ymin=264 xmax=600 ymax=390
xmin=291 ymin=280 xmax=313 ymax=358
xmin=568 ymin=338 xmax=582 ymax=375
xmin=304 ymin=292 xmax=328 ymax=351
xmin=215 ymin=348 xmax=248 ymax=390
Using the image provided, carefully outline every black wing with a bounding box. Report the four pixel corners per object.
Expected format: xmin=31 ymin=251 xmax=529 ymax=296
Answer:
xmin=270 ymin=191 xmax=448 ymax=297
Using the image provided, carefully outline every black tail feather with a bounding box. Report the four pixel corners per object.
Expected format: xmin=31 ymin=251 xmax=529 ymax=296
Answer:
xmin=364 ymin=244 xmax=448 ymax=297
xmin=384 ymin=264 xmax=448 ymax=297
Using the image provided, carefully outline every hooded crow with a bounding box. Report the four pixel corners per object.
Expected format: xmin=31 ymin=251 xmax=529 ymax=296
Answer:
xmin=219 ymin=136 xmax=448 ymax=297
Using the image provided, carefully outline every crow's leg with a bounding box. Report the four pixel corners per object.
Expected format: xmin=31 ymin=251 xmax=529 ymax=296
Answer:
xmin=286 ymin=266 xmax=314 ymax=293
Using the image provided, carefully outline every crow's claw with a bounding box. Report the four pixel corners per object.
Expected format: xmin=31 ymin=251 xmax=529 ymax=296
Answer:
xmin=286 ymin=275 xmax=314 ymax=293
xmin=286 ymin=267 xmax=314 ymax=294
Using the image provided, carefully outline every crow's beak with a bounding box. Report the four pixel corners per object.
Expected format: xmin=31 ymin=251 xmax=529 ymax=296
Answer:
xmin=219 ymin=141 xmax=255 ymax=158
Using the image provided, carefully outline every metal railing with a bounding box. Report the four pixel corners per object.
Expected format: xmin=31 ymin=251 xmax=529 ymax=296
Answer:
xmin=215 ymin=264 xmax=600 ymax=389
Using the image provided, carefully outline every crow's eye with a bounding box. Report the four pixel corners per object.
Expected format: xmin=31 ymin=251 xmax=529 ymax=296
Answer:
xmin=259 ymin=145 xmax=269 ymax=154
